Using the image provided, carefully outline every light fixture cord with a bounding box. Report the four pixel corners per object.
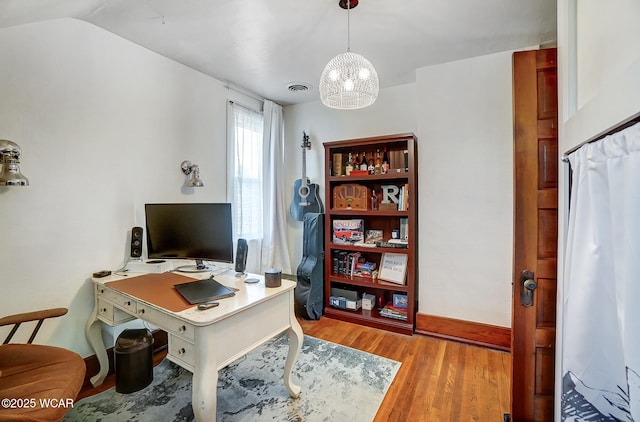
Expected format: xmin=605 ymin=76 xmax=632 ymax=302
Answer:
xmin=346 ymin=0 xmax=351 ymax=52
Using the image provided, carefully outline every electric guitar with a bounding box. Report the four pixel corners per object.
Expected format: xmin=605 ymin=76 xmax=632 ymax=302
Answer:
xmin=290 ymin=131 xmax=323 ymax=221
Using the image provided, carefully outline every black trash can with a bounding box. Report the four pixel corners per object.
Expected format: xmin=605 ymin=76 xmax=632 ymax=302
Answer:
xmin=114 ymin=328 xmax=154 ymax=393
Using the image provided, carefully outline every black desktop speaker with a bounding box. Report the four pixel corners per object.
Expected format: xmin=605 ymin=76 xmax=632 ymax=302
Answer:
xmin=130 ymin=226 xmax=143 ymax=258
xmin=235 ymin=238 xmax=248 ymax=273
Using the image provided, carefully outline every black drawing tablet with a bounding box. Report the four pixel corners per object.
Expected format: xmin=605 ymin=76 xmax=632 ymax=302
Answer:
xmin=174 ymin=278 xmax=236 ymax=304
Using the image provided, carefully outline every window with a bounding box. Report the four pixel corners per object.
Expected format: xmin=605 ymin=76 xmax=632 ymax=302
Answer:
xmin=227 ymin=102 xmax=264 ymax=241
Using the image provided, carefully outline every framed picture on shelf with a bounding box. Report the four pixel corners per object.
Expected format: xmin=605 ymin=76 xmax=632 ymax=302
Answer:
xmin=332 ymin=219 xmax=364 ymax=244
xmin=378 ymin=252 xmax=408 ymax=285
xmin=365 ymin=229 xmax=383 ymax=244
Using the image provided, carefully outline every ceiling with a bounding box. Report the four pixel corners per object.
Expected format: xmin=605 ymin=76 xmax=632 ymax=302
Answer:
xmin=0 ymin=0 xmax=557 ymax=106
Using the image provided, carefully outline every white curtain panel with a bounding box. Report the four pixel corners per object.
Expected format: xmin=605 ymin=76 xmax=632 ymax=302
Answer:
xmin=261 ymin=100 xmax=292 ymax=274
xmin=562 ymin=122 xmax=640 ymax=421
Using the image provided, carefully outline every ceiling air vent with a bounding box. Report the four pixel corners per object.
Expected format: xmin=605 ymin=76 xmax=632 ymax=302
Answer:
xmin=286 ymin=82 xmax=311 ymax=92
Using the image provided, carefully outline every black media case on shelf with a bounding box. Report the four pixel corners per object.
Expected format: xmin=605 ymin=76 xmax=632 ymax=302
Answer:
xmin=323 ymin=133 xmax=418 ymax=335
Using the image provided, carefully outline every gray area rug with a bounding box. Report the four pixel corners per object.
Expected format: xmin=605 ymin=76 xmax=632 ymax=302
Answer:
xmin=65 ymin=333 xmax=400 ymax=421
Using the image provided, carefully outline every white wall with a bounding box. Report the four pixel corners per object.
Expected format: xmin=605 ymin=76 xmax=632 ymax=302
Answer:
xmin=416 ymin=50 xmax=516 ymax=327
xmin=285 ymin=50 xmax=516 ymax=328
xmin=0 ymin=18 xmax=231 ymax=356
xmin=558 ymin=0 xmax=640 ymax=151
xmin=575 ymin=0 xmax=640 ymax=111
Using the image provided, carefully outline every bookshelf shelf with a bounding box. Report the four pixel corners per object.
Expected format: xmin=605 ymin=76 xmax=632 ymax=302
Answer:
xmin=323 ymin=307 xmax=413 ymax=333
xmin=328 ymin=274 xmax=410 ymax=292
xmin=328 ymin=173 xmax=409 ymax=183
xmin=328 ymin=209 xmax=409 ymax=217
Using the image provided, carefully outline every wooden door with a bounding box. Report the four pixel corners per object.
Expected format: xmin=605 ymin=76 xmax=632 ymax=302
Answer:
xmin=510 ymin=48 xmax=558 ymax=421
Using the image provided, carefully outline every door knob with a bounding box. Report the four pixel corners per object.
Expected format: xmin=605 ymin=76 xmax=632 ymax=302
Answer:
xmin=520 ymin=270 xmax=536 ymax=307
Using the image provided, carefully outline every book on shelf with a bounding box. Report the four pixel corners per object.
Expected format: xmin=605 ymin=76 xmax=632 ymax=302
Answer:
xmin=332 ymin=251 xmax=356 ymax=275
xmin=375 ymin=241 xmax=408 ymax=249
xmin=397 ymin=183 xmax=409 ymax=211
xmin=388 ymin=238 xmax=408 ymax=245
xmin=353 ymin=260 xmax=378 ymax=279
xmin=355 ymin=269 xmax=379 ymax=279
xmin=333 ymin=219 xmax=364 ymax=244
xmin=356 ymin=261 xmax=377 ymax=271
xmin=332 ymin=153 xmax=344 ymax=176
xmin=399 ymin=218 xmax=408 ymax=241
xmin=332 ymin=251 xmax=343 ymax=274
xmin=379 ymin=302 xmax=408 ymax=321
xmin=354 ymin=241 xmax=378 ymax=248
xmin=349 ymin=252 xmax=361 ymax=276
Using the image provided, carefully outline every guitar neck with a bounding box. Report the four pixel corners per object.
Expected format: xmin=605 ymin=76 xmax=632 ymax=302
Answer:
xmin=301 ymin=146 xmax=307 ymax=184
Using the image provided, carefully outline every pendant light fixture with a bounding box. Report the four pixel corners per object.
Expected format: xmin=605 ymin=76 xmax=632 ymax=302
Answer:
xmin=319 ymin=0 xmax=379 ymax=110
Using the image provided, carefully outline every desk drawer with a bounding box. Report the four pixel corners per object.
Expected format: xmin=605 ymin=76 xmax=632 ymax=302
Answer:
xmin=96 ymin=286 xmax=137 ymax=313
xmin=136 ymin=304 xmax=195 ymax=343
xmin=168 ymin=334 xmax=195 ymax=368
xmin=97 ymin=298 xmax=135 ymax=325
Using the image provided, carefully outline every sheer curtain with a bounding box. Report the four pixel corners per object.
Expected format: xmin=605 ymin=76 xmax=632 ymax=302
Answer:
xmin=227 ymin=101 xmax=264 ymax=273
xmin=227 ymin=100 xmax=291 ymax=274
xmin=261 ymin=100 xmax=292 ymax=274
xmin=561 ymin=122 xmax=640 ymax=421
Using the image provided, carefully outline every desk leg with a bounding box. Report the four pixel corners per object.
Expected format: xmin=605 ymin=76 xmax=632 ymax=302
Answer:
xmin=284 ymin=311 xmax=303 ymax=398
xmin=192 ymin=333 xmax=218 ymax=422
xmin=85 ymin=304 xmax=109 ymax=387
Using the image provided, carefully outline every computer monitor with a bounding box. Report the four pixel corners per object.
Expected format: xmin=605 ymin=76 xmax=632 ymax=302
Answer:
xmin=145 ymin=203 xmax=234 ymax=272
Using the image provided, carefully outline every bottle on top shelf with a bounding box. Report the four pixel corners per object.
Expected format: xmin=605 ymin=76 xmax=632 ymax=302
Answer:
xmin=374 ymin=149 xmax=382 ymax=175
xmin=345 ymin=153 xmax=353 ymax=176
xmin=353 ymin=152 xmax=361 ymax=168
xmin=360 ymin=152 xmax=368 ymax=171
xmin=382 ymin=147 xmax=390 ymax=174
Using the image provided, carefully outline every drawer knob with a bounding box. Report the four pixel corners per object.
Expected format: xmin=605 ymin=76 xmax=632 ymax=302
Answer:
xmin=101 ymin=308 xmax=107 ymax=313
xmin=179 ymin=325 xmax=186 ymax=333
xmin=125 ymin=301 xmax=131 ymax=306
xmin=178 ymin=348 xmax=186 ymax=355
xmin=138 ymin=309 xmax=145 ymax=315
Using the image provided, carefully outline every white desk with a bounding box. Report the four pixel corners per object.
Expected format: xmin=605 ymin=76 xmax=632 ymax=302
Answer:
xmin=85 ymin=268 xmax=303 ymax=421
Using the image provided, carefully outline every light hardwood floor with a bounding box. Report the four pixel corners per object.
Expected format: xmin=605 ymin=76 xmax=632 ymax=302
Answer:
xmin=299 ymin=317 xmax=511 ymax=422
xmin=80 ymin=316 xmax=511 ymax=421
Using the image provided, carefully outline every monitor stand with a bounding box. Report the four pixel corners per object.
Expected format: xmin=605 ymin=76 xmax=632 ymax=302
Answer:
xmin=175 ymin=259 xmax=213 ymax=273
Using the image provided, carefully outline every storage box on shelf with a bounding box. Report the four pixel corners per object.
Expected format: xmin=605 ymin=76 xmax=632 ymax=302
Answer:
xmin=323 ymin=133 xmax=418 ymax=335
